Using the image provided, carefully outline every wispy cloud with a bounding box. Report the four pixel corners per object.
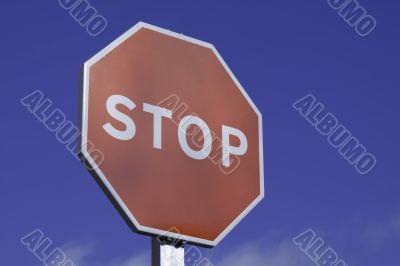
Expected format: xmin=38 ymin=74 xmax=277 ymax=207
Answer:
xmin=62 ymin=242 xmax=148 ymax=266
xmin=108 ymin=253 xmax=148 ymax=266
xmin=364 ymin=214 xmax=400 ymax=247
xmin=62 ymin=242 xmax=95 ymax=265
xmin=61 ymin=213 xmax=400 ymax=266
xmin=214 ymin=239 xmax=311 ymax=266
xmin=61 ymin=237 xmax=309 ymax=266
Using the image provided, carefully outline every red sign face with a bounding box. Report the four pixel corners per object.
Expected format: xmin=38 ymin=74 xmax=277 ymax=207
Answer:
xmin=80 ymin=22 xmax=264 ymax=247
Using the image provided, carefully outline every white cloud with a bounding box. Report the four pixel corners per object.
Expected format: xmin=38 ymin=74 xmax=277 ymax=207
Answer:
xmin=62 ymin=213 xmax=400 ymax=266
xmin=389 ymin=215 xmax=400 ymax=234
xmin=61 ymin=241 xmax=148 ymax=266
xmin=59 ymin=237 xmax=310 ymax=266
xmin=214 ymin=239 xmax=311 ymax=266
xmin=109 ymin=253 xmax=148 ymax=266
xmin=62 ymin=242 xmax=95 ymax=265
xmin=364 ymin=214 xmax=400 ymax=247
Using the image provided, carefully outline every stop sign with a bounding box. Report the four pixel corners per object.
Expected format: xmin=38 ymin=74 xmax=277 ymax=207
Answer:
xmin=80 ymin=22 xmax=264 ymax=247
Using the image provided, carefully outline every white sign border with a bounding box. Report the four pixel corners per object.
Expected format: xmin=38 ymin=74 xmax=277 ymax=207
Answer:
xmin=81 ymin=21 xmax=264 ymax=247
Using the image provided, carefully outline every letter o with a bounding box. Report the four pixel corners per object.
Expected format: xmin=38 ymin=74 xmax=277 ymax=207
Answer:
xmin=178 ymin=116 xmax=212 ymax=160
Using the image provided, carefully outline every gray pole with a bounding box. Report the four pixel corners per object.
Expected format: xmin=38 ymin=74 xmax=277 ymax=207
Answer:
xmin=152 ymin=238 xmax=185 ymax=266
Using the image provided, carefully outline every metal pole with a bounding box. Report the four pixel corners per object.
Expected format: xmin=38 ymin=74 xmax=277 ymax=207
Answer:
xmin=152 ymin=238 xmax=185 ymax=266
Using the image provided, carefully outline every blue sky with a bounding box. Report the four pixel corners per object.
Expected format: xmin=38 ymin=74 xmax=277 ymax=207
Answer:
xmin=1 ymin=0 xmax=399 ymax=265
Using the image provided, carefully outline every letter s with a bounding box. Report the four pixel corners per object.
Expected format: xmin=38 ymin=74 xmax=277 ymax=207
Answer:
xmin=102 ymin=95 xmax=136 ymax=140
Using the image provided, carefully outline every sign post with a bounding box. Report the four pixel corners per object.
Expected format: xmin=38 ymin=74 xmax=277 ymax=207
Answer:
xmin=152 ymin=238 xmax=184 ymax=266
xmin=80 ymin=21 xmax=264 ymax=259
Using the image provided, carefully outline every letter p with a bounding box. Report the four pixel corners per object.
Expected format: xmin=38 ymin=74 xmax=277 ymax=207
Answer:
xmin=222 ymin=125 xmax=248 ymax=168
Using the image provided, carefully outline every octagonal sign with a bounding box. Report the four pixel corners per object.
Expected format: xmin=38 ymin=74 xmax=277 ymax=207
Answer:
xmin=80 ymin=22 xmax=264 ymax=247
